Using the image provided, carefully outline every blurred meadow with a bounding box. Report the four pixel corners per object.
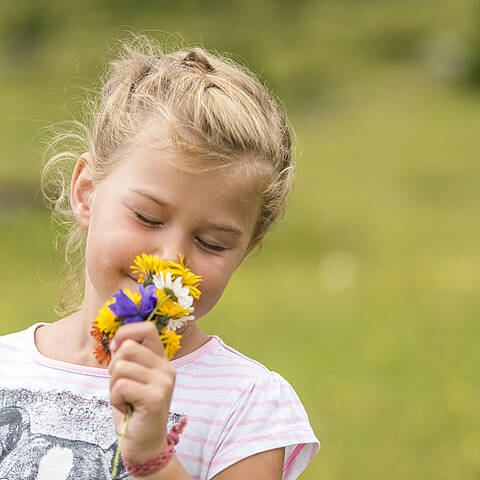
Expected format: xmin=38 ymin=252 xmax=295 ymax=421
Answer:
xmin=1 ymin=0 xmax=479 ymax=478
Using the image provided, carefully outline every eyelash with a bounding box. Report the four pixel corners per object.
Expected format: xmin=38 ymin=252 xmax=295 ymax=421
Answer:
xmin=134 ymin=212 xmax=226 ymax=252
xmin=135 ymin=212 xmax=162 ymax=227
xmin=196 ymin=237 xmax=226 ymax=252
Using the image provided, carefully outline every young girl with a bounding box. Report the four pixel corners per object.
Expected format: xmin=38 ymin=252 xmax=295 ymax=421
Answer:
xmin=0 ymin=37 xmax=319 ymax=479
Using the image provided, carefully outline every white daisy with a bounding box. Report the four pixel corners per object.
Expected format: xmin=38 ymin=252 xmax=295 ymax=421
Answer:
xmin=167 ymin=315 xmax=195 ymax=332
xmin=153 ymin=271 xmax=194 ymax=310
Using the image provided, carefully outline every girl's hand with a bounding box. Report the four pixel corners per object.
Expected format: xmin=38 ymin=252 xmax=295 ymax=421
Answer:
xmin=108 ymin=321 xmax=176 ymax=463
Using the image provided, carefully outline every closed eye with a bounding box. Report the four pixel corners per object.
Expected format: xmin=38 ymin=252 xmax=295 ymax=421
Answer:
xmin=135 ymin=212 xmax=163 ymax=227
xmin=196 ymin=237 xmax=226 ymax=252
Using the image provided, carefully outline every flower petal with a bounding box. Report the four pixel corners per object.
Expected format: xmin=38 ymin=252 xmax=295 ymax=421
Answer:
xmin=109 ymin=290 xmax=140 ymax=317
xmin=124 ymin=315 xmax=144 ymax=324
xmin=139 ymin=284 xmax=158 ymax=316
xmin=153 ymin=273 xmax=165 ymax=290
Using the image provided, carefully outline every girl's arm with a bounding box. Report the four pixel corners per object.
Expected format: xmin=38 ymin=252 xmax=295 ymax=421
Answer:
xmin=211 ymin=447 xmax=284 ymax=480
xmin=127 ymin=447 xmax=283 ymax=480
xmin=109 ymin=322 xmax=285 ymax=480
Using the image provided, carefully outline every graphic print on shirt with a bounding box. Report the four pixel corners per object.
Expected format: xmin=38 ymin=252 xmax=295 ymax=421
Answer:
xmin=0 ymin=388 xmax=183 ymax=480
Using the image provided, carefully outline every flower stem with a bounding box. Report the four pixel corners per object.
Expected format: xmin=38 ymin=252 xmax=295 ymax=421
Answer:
xmin=145 ymin=293 xmax=172 ymax=322
xmin=111 ymin=403 xmax=132 ymax=478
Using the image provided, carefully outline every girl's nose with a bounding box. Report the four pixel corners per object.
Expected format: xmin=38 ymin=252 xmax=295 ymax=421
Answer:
xmin=156 ymin=248 xmax=183 ymax=264
xmin=152 ymin=233 xmax=187 ymax=264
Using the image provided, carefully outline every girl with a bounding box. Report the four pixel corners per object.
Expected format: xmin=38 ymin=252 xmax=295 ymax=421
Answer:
xmin=0 ymin=36 xmax=319 ymax=479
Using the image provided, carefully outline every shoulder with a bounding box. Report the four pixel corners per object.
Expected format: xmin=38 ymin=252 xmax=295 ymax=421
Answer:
xmin=181 ymin=335 xmax=312 ymax=430
xmin=204 ymin=336 xmax=274 ymax=378
xmin=184 ymin=337 xmax=320 ymax=480
xmin=0 ymin=324 xmax=34 ymax=354
xmin=0 ymin=325 xmax=36 ymax=386
xmin=177 ymin=335 xmax=293 ymax=391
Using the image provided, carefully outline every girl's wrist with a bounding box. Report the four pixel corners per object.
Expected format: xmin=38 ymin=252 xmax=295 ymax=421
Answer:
xmin=129 ymin=455 xmax=192 ymax=480
xmin=121 ymin=417 xmax=187 ymax=477
xmin=123 ymin=438 xmax=168 ymax=464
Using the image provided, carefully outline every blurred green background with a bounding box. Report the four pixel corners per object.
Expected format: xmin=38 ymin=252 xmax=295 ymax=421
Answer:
xmin=1 ymin=0 xmax=479 ymax=478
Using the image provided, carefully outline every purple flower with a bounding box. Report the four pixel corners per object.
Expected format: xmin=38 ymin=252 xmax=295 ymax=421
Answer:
xmin=139 ymin=284 xmax=158 ymax=317
xmin=108 ymin=285 xmax=157 ymax=324
xmin=109 ymin=290 xmax=143 ymax=324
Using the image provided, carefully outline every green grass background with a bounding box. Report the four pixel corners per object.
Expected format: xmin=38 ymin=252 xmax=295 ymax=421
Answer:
xmin=1 ymin=1 xmax=479 ymax=478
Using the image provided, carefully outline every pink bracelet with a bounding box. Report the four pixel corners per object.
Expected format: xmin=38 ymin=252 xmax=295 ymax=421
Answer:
xmin=122 ymin=417 xmax=187 ymax=477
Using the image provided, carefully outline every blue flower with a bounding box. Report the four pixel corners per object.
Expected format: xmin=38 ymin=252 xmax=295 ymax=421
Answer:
xmin=109 ymin=290 xmax=143 ymax=324
xmin=108 ymin=285 xmax=158 ymax=324
xmin=139 ymin=284 xmax=158 ymax=317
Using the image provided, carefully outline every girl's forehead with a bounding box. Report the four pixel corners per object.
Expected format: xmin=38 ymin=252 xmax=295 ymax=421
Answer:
xmin=114 ymin=139 xmax=265 ymax=198
xmin=109 ymin=145 xmax=257 ymax=210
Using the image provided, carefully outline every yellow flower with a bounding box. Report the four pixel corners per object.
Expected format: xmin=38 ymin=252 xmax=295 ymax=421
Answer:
xmin=156 ymin=294 xmax=191 ymax=319
xmin=155 ymin=288 xmax=168 ymax=303
xmin=164 ymin=254 xmax=202 ymax=299
xmin=94 ymin=299 xmax=121 ymax=335
xmin=160 ymin=326 xmax=182 ymax=359
xmin=123 ymin=288 xmax=141 ymax=306
xmin=131 ymin=253 xmax=168 ymax=283
xmin=131 ymin=253 xmax=202 ymax=299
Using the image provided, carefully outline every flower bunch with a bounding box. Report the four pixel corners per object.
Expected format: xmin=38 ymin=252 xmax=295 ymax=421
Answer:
xmin=91 ymin=254 xmax=201 ymax=477
xmin=91 ymin=253 xmax=202 ymax=364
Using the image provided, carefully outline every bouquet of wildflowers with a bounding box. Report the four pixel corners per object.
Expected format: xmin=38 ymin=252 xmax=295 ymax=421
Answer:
xmin=90 ymin=253 xmax=201 ymax=477
xmin=91 ymin=253 xmax=202 ymax=364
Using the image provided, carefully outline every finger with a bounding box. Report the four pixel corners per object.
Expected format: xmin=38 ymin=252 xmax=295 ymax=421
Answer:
xmin=109 ymin=358 xmax=152 ymax=389
xmin=109 ymin=338 xmax=166 ymax=370
xmin=111 ymin=321 xmax=168 ymax=359
xmin=110 ymin=375 xmax=175 ymax=416
xmin=110 ymin=377 xmax=146 ymax=416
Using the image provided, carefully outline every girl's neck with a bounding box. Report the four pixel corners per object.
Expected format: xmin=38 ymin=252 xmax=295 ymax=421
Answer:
xmin=34 ymin=312 xmax=99 ymax=368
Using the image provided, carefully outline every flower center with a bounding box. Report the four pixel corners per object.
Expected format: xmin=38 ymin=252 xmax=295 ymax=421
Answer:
xmin=164 ymin=287 xmax=178 ymax=302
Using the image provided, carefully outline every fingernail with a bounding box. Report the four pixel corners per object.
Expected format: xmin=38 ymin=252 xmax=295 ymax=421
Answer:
xmin=110 ymin=339 xmax=117 ymax=352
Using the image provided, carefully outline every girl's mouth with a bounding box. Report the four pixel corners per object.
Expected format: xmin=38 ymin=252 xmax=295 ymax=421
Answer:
xmin=125 ymin=272 xmax=139 ymax=285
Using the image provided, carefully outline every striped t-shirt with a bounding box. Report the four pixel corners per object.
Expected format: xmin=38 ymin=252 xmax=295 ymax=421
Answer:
xmin=0 ymin=322 xmax=319 ymax=479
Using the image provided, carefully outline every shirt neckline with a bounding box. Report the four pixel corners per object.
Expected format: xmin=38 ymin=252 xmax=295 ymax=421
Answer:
xmin=27 ymin=322 xmax=221 ymax=377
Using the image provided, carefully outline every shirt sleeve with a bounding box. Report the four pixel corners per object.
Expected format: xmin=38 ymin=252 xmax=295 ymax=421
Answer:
xmin=206 ymin=371 xmax=320 ymax=479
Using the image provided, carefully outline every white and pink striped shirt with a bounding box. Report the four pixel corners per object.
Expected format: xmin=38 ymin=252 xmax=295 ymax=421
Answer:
xmin=0 ymin=323 xmax=319 ymax=479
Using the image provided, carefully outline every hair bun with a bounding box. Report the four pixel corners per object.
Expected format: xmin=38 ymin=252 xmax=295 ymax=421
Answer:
xmin=180 ymin=48 xmax=215 ymax=74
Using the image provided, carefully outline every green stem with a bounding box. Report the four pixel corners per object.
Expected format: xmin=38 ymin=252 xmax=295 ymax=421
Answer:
xmin=111 ymin=403 xmax=133 ymax=478
xmin=145 ymin=293 xmax=172 ymax=322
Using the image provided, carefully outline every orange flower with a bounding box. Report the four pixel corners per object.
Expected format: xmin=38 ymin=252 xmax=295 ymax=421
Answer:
xmin=90 ymin=325 xmax=104 ymax=342
xmin=93 ymin=338 xmax=111 ymax=366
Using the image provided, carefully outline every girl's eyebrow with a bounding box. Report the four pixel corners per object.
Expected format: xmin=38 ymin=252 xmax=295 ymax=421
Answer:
xmin=203 ymin=222 xmax=243 ymax=236
xmin=131 ymin=188 xmax=243 ymax=236
xmin=132 ymin=189 xmax=169 ymax=208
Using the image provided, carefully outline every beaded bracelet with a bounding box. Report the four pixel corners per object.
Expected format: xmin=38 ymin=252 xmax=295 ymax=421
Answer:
xmin=122 ymin=417 xmax=188 ymax=477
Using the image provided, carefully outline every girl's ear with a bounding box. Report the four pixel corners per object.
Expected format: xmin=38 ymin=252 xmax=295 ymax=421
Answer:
xmin=70 ymin=153 xmax=95 ymax=231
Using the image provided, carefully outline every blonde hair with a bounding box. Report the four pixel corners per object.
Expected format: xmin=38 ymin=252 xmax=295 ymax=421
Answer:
xmin=41 ymin=35 xmax=295 ymax=314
